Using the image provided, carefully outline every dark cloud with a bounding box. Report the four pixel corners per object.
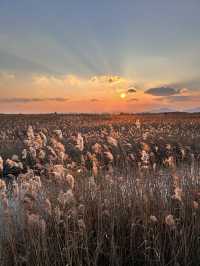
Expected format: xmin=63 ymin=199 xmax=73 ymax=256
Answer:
xmin=145 ymin=87 xmax=178 ymax=96
xmin=127 ymin=88 xmax=136 ymax=93
xmin=108 ymin=76 xmax=121 ymax=83
xmin=90 ymin=98 xmax=100 ymax=102
xmin=108 ymin=78 xmax=114 ymax=83
xmin=0 ymin=98 xmax=69 ymax=103
xmin=52 ymin=98 xmax=69 ymax=102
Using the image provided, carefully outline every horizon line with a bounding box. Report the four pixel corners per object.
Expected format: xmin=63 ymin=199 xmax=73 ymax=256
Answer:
xmin=0 ymin=111 xmax=199 ymax=115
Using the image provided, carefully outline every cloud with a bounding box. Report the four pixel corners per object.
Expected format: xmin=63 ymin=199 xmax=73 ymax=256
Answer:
xmin=166 ymin=95 xmax=200 ymax=102
xmin=179 ymin=88 xmax=189 ymax=94
xmin=0 ymin=71 xmax=15 ymax=80
xmin=145 ymin=87 xmax=179 ymax=96
xmin=31 ymin=73 xmax=135 ymax=101
xmin=153 ymin=97 xmax=166 ymax=101
xmin=32 ymin=74 xmax=81 ymax=87
xmin=32 ymin=74 xmax=130 ymax=91
xmin=90 ymin=98 xmax=100 ymax=102
xmin=127 ymin=88 xmax=136 ymax=93
xmin=90 ymin=75 xmax=125 ymax=84
xmin=127 ymin=98 xmax=138 ymax=102
xmin=108 ymin=76 xmax=121 ymax=83
xmin=0 ymin=73 xmax=136 ymax=108
xmin=50 ymin=98 xmax=69 ymax=102
xmin=0 ymin=97 xmax=69 ymax=103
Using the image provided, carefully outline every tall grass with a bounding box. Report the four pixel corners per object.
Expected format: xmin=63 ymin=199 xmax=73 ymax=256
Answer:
xmin=1 ymin=166 xmax=200 ymax=266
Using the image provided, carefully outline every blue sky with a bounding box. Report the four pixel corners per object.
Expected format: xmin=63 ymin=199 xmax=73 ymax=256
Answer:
xmin=0 ymin=0 xmax=200 ymax=112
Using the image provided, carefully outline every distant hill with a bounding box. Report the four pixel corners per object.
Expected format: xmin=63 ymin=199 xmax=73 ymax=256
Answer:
xmin=149 ymin=108 xmax=178 ymax=113
xmin=185 ymin=107 xmax=200 ymax=113
xmin=148 ymin=107 xmax=200 ymax=114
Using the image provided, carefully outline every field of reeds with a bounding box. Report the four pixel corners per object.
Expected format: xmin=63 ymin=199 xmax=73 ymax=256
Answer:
xmin=1 ymin=113 xmax=200 ymax=266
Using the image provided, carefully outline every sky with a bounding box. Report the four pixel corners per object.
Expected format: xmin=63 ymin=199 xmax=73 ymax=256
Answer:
xmin=0 ymin=0 xmax=200 ymax=113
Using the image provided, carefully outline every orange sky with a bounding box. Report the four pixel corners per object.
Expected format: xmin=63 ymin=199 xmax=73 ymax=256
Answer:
xmin=0 ymin=72 xmax=199 ymax=113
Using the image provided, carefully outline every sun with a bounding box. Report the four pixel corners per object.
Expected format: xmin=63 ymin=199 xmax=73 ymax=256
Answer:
xmin=120 ymin=93 xmax=126 ymax=99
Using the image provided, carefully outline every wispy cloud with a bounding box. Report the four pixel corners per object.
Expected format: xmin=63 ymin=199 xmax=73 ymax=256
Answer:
xmin=165 ymin=95 xmax=200 ymax=102
xmin=127 ymin=98 xmax=138 ymax=102
xmin=0 ymin=71 xmax=15 ymax=80
xmin=0 ymin=97 xmax=69 ymax=103
xmin=90 ymin=75 xmax=123 ymax=84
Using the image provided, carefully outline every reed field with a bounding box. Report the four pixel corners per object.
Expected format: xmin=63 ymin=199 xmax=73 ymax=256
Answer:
xmin=1 ymin=113 xmax=200 ymax=266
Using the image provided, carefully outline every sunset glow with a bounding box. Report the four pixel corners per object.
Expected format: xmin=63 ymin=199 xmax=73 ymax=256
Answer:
xmin=0 ymin=1 xmax=200 ymax=113
xmin=120 ymin=93 xmax=126 ymax=99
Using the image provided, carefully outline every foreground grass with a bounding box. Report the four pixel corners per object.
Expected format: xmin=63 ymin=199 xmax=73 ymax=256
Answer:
xmin=1 ymin=167 xmax=200 ymax=266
